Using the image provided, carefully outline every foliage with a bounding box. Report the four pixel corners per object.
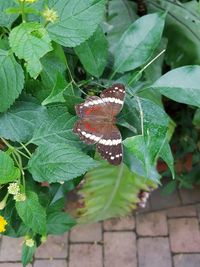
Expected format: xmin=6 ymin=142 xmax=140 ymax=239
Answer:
xmin=0 ymin=0 xmax=199 ymax=265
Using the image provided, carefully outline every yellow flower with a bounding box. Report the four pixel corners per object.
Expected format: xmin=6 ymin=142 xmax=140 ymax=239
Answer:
xmin=25 ymin=238 xmax=35 ymax=247
xmin=43 ymin=7 xmax=59 ymax=23
xmin=19 ymin=0 xmax=38 ymax=3
xmin=0 ymin=216 xmax=7 ymax=233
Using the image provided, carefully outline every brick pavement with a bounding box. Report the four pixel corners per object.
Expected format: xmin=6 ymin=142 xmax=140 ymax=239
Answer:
xmin=0 ymin=186 xmax=200 ymax=267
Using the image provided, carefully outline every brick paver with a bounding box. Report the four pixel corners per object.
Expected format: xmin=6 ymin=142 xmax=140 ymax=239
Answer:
xmin=150 ymin=185 xmax=181 ymax=210
xmin=34 ymin=260 xmax=67 ymax=267
xmin=69 ymin=244 xmax=102 ymax=267
xmin=169 ymin=218 xmax=200 ymax=252
xmin=138 ymin=237 xmax=172 ymax=267
xmin=103 ymin=216 xmax=135 ymax=231
xmin=179 ymin=187 xmax=200 ymax=204
xmin=167 ymin=205 xmax=196 ymax=217
xmin=173 ymin=254 xmax=200 ymax=267
xmin=136 ymin=211 xmax=168 ymax=236
xmin=0 ymin=264 xmax=32 ymax=267
xmin=70 ymin=223 xmax=102 ymax=242
xmin=104 ymin=232 xmax=137 ymax=267
xmin=35 ymin=233 xmax=68 ymax=259
xmin=0 ymin=237 xmax=23 ymax=261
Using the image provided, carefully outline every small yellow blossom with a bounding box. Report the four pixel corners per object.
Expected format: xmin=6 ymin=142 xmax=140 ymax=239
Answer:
xmin=43 ymin=7 xmax=59 ymax=23
xmin=19 ymin=0 xmax=38 ymax=3
xmin=8 ymin=182 xmax=20 ymax=195
xmin=25 ymin=238 xmax=35 ymax=247
xmin=14 ymin=193 xmax=26 ymax=202
xmin=0 ymin=216 xmax=7 ymax=233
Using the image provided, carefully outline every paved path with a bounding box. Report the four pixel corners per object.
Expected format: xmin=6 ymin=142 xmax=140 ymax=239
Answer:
xmin=0 ymin=185 xmax=200 ymax=267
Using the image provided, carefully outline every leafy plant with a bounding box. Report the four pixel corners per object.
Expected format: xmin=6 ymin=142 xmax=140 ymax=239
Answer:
xmin=0 ymin=0 xmax=200 ymax=265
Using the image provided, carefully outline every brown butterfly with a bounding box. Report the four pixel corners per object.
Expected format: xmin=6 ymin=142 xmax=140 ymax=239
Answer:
xmin=73 ymin=84 xmax=125 ymax=165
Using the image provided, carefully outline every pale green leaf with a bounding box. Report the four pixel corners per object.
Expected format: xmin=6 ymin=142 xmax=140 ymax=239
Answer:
xmin=0 ymin=151 xmax=20 ymax=184
xmin=0 ymin=99 xmax=47 ymax=142
xmin=9 ymin=22 xmax=52 ymax=78
xmin=152 ymin=66 xmax=200 ymax=107
xmin=22 ymin=243 xmax=36 ymax=267
xmin=0 ymin=49 xmax=24 ymax=112
xmin=16 ymin=191 xmax=46 ymax=235
xmin=47 ymin=212 xmax=76 ymax=234
xmin=28 ymin=143 xmax=99 ymax=183
xmin=47 ymin=0 xmax=106 ymax=47
xmin=78 ymin=162 xmax=157 ymax=223
xmin=114 ymin=13 xmax=165 ymax=73
xmin=75 ymin=27 xmax=108 ymax=77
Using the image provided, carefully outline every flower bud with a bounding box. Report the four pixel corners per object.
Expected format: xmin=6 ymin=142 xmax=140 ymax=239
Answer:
xmin=43 ymin=7 xmax=59 ymax=23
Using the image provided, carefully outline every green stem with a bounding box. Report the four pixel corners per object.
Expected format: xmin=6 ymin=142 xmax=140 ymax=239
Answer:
xmin=19 ymin=142 xmax=32 ymax=157
xmin=20 ymin=0 xmax=26 ymax=22
xmin=127 ymin=49 xmax=166 ymax=87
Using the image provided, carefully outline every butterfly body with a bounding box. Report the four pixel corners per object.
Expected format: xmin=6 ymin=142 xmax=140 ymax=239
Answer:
xmin=73 ymin=84 xmax=125 ymax=165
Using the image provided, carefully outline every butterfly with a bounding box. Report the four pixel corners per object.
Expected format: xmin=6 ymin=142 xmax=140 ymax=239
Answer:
xmin=73 ymin=84 xmax=125 ymax=165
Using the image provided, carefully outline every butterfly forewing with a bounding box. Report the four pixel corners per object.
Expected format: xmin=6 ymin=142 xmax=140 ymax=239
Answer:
xmin=100 ymin=83 xmax=125 ymax=118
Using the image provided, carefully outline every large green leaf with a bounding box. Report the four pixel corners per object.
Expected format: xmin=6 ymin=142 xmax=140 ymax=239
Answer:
xmin=0 ymin=49 xmax=24 ymax=112
xmin=113 ymin=12 xmax=165 ymax=73
xmin=47 ymin=212 xmax=76 ymax=234
xmin=148 ymin=0 xmax=200 ymax=67
xmin=30 ymin=106 xmax=79 ymax=146
xmin=75 ymin=27 xmax=108 ymax=77
xmin=28 ymin=143 xmax=99 ymax=183
xmin=0 ymin=0 xmax=18 ymax=28
xmin=0 ymin=151 xmax=20 ymax=184
xmin=152 ymin=66 xmax=200 ymax=107
xmin=107 ymin=0 xmax=138 ymax=53
xmin=9 ymin=22 xmax=52 ymax=78
xmin=16 ymin=191 xmax=46 ymax=235
xmin=47 ymin=0 xmax=106 ymax=47
xmin=78 ymin=161 xmax=157 ymax=223
xmin=122 ymin=96 xmax=169 ymax=181
xmin=0 ymin=99 xmax=46 ymax=142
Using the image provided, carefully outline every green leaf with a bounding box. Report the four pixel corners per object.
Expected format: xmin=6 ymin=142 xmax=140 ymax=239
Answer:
xmin=113 ymin=12 xmax=165 ymax=73
xmin=148 ymin=1 xmax=200 ymax=67
xmin=47 ymin=0 xmax=106 ymax=47
xmin=0 ymin=49 xmax=24 ymax=112
xmin=42 ymin=74 xmax=68 ymax=105
xmin=78 ymin=161 xmax=157 ymax=223
xmin=9 ymin=22 xmax=52 ymax=79
xmin=30 ymin=106 xmax=79 ymax=146
xmin=107 ymin=0 xmax=138 ymax=53
xmin=16 ymin=191 xmax=46 ymax=235
xmin=193 ymin=108 xmax=200 ymax=127
xmin=0 ymin=0 xmax=19 ymax=28
xmin=63 ymin=94 xmax=83 ymax=115
xmin=159 ymin=142 xmax=175 ymax=179
xmin=28 ymin=143 xmax=99 ymax=183
xmin=0 ymin=151 xmax=20 ymax=184
xmin=152 ymin=66 xmax=200 ymax=107
xmin=123 ymin=97 xmax=169 ymax=181
xmin=0 ymin=99 xmax=46 ymax=142
xmin=75 ymin=27 xmax=108 ymax=77
xmin=47 ymin=212 xmax=76 ymax=234
xmin=40 ymin=43 xmax=67 ymax=90
xmin=22 ymin=243 xmax=36 ymax=267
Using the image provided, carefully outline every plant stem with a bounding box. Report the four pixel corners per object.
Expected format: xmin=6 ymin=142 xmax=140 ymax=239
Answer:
xmin=20 ymin=0 xmax=26 ymax=22
xmin=127 ymin=49 xmax=166 ymax=87
xmin=19 ymin=142 xmax=32 ymax=157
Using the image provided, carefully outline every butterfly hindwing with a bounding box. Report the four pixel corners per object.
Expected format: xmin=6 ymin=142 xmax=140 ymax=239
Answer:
xmin=96 ymin=125 xmax=123 ymax=165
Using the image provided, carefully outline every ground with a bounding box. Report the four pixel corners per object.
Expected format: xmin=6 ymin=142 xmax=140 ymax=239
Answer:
xmin=0 ymin=185 xmax=200 ymax=267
